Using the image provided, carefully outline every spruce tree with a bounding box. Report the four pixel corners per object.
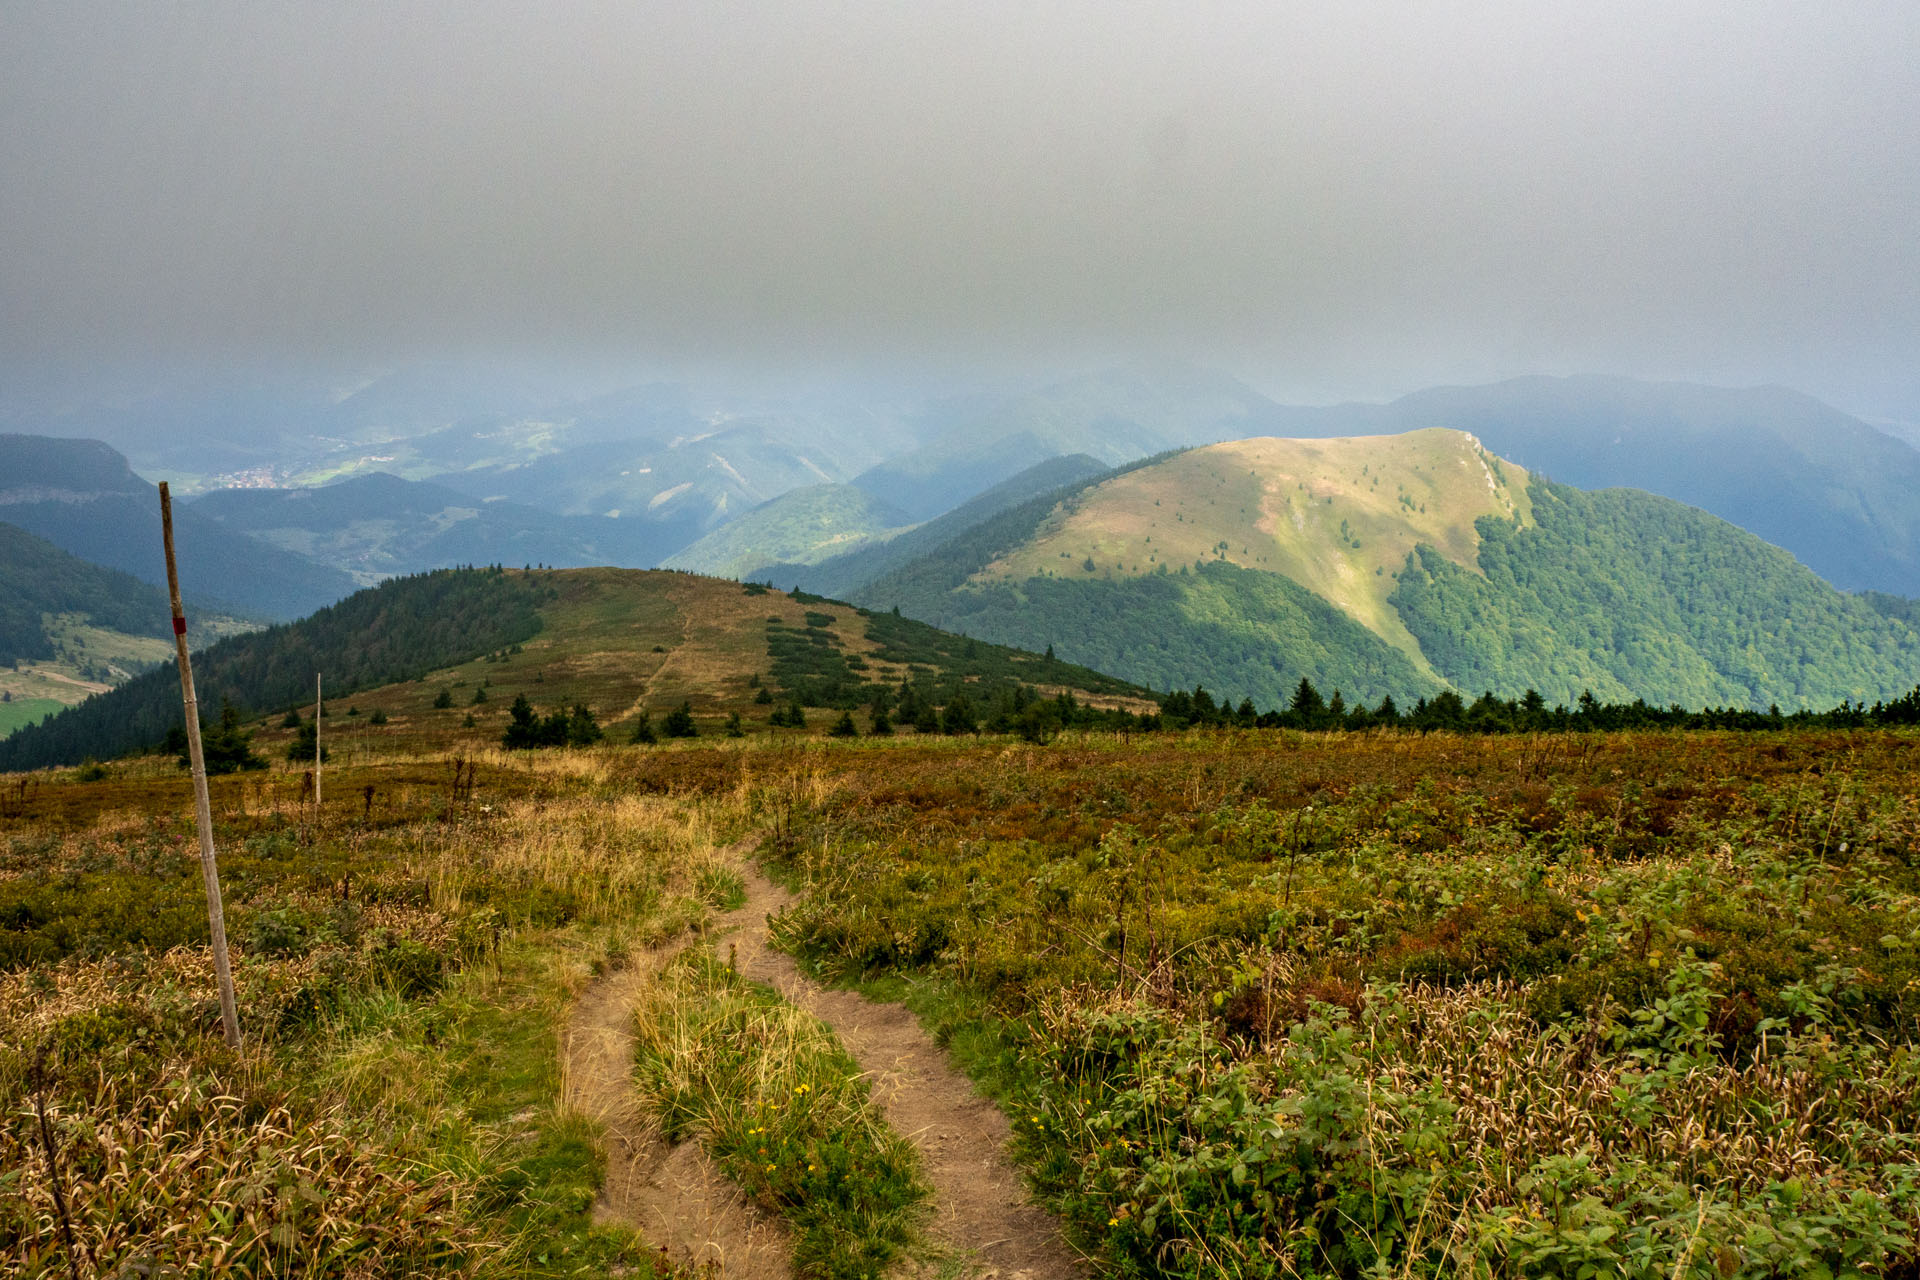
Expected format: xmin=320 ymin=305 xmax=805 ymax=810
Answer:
xmin=502 ymin=694 xmax=540 ymax=749
xmin=1288 ymin=678 xmax=1326 ymax=727
xmin=189 ymin=699 xmax=266 ymax=775
xmin=565 ymin=704 xmax=603 ymax=747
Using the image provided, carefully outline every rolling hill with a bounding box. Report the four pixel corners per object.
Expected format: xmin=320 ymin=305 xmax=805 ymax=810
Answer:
xmin=0 ymin=435 xmax=360 ymax=619
xmin=0 ymin=568 xmax=1150 ymax=771
xmin=845 ymin=430 xmax=1920 ymax=711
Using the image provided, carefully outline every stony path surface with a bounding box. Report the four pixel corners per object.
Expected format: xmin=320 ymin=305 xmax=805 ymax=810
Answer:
xmin=562 ymin=837 xmax=1090 ymax=1279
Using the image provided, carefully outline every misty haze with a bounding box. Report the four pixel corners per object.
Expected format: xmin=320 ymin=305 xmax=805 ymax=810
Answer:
xmin=5 ymin=5 xmax=1920 ymax=1277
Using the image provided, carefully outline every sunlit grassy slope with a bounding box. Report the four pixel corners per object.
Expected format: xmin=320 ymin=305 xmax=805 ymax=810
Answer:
xmin=982 ymin=429 xmax=1529 ymax=676
xmin=663 ymin=483 xmax=911 ymax=580
xmin=297 ymin=569 xmax=1148 ymax=759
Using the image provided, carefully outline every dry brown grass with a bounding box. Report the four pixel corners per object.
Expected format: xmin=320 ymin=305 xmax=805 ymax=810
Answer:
xmin=9 ymin=1065 xmax=487 ymax=1278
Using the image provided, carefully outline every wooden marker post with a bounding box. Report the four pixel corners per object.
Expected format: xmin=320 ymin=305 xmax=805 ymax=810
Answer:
xmin=314 ymin=673 xmax=323 ymax=810
xmin=159 ymin=483 xmax=242 ymax=1048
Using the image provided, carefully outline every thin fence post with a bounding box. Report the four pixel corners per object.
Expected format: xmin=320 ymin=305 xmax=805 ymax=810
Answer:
xmin=314 ymin=672 xmax=323 ymax=811
xmin=159 ymin=483 xmax=242 ymax=1049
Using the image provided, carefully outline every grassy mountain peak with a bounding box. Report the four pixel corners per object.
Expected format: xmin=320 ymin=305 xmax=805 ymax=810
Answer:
xmin=846 ymin=427 xmax=1920 ymax=711
xmin=980 ymin=428 xmax=1530 ymax=673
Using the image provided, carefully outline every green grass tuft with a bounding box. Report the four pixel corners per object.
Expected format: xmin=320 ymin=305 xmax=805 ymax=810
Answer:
xmin=633 ymin=949 xmax=928 ymax=1278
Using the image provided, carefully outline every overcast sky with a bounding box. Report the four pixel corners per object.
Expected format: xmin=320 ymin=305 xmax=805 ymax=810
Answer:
xmin=3 ymin=2 xmax=1917 ymax=415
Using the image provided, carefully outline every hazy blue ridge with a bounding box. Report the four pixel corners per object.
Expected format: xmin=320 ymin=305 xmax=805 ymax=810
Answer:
xmin=192 ymin=471 xmax=670 ymax=579
xmin=849 ymin=364 xmax=1286 ymax=520
xmin=0 ymin=568 xmax=546 ymax=772
xmin=1390 ymin=479 xmax=1920 ymax=709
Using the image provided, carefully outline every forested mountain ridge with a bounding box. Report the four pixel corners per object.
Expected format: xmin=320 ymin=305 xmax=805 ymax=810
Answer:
xmin=844 ymin=430 xmax=1920 ymax=711
xmin=0 ymin=523 xmax=259 ymax=737
xmin=1284 ymin=375 xmax=1920 ymax=597
xmin=1391 ymin=480 xmax=1920 ymax=707
xmin=0 ymin=434 xmax=359 ymax=619
xmin=0 ymin=522 xmax=173 ymax=667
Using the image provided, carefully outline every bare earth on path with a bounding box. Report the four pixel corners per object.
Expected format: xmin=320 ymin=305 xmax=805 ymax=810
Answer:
xmin=726 ymin=856 xmax=1092 ymax=1280
xmin=562 ymin=885 xmax=791 ymax=1277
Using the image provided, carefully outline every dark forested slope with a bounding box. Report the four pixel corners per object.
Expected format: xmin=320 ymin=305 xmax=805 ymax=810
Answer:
xmin=1347 ymin=376 xmax=1920 ymax=597
xmin=1390 ymin=481 xmax=1920 ymax=708
xmin=0 ymin=523 xmax=173 ymax=666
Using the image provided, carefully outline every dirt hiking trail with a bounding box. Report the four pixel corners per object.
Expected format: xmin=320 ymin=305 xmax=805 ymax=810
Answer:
xmin=562 ymin=836 xmax=1090 ymax=1279
xmin=563 ymin=913 xmax=791 ymax=1278
xmin=728 ymin=857 xmax=1091 ymax=1280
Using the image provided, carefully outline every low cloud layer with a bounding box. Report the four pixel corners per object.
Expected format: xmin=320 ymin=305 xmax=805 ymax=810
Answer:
xmin=3 ymin=2 xmax=1917 ymax=412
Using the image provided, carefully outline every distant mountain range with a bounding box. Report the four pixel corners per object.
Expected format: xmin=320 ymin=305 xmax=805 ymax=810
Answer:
xmin=14 ymin=366 xmax=1920 ymax=597
xmin=192 ymin=472 xmax=668 ymax=584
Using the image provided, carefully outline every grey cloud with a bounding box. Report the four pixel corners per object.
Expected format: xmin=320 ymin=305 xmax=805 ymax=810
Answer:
xmin=2 ymin=1 xmax=1917 ymax=414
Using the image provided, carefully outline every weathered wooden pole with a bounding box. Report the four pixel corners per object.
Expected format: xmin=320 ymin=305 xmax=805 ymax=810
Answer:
xmin=314 ymin=673 xmax=323 ymax=810
xmin=159 ymin=483 xmax=242 ymax=1049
